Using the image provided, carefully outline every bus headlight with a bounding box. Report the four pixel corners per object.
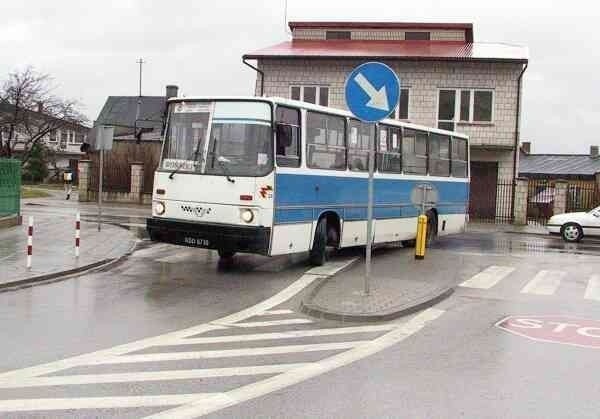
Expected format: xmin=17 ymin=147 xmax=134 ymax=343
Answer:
xmin=154 ymin=201 xmax=166 ymax=215
xmin=240 ymin=208 xmax=254 ymax=223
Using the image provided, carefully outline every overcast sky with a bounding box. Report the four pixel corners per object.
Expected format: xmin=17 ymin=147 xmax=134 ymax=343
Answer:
xmin=1 ymin=0 xmax=598 ymax=153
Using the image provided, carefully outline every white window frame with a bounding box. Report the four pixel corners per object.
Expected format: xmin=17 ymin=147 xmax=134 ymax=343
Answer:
xmin=436 ymin=88 xmax=495 ymax=130
xmin=395 ymin=87 xmax=411 ymax=121
xmin=289 ymin=85 xmax=330 ymax=106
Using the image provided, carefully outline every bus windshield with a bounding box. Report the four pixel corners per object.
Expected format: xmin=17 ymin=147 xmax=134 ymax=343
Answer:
xmin=161 ymin=100 xmax=273 ymax=177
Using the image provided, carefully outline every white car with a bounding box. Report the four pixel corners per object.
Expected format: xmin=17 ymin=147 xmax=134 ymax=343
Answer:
xmin=547 ymin=206 xmax=600 ymax=242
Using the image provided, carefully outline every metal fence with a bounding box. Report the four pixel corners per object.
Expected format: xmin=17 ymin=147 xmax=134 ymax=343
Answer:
xmin=469 ymin=180 xmax=514 ymax=223
xmin=0 ymin=159 xmax=21 ymax=216
xmin=566 ymin=182 xmax=599 ymax=212
xmin=526 ymin=180 xmax=554 ymax=225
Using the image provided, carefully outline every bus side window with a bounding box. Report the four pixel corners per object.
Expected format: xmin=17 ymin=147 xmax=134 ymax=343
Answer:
xmin=377 ymin=125 xmax=401 ymax=173
xmin=306 ymin=111 xmax=346 ymax=170
xmin=402 ymin=129 xmax=427 ymax=175
xmin=452 ymin=137 xmax=468 ymax=177
xmin=275 ymin=106 xmax=301 ymax=168
xmin=429 ymin=133 xmax=450 ymax=177
xmin=348 ymin=119 xmax=374 ymax=172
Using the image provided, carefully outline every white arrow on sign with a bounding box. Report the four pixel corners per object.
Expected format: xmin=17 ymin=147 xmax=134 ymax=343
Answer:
xmin=354 ymin=73 xmax=390 ymax=112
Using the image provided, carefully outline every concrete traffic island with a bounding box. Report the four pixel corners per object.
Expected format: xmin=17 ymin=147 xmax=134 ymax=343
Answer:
xmin=301 ymin=246 xmax=458 ymax=322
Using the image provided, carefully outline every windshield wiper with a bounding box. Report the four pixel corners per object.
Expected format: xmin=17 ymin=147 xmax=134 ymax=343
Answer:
xmin=217 ymin=156 xmax=235 ymax=183
xmin=169 ymin=141 xmax=203 ymax=179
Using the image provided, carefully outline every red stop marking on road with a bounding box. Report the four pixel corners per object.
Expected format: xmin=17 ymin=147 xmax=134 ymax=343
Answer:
xmin=496 ymin=315 xmax=600 ymax=349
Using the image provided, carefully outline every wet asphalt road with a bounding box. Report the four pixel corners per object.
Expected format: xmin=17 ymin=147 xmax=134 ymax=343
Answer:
xmin=1 ymin=230 xmax=600 ymax=418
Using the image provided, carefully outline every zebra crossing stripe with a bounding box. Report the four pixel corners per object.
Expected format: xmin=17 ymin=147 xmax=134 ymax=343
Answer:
xmin=521 ymin=270 xmax=566 ymax=295
xmin=177 ymin=324 xmax=397 ymax=345
xmin=0 ymin=363 xmax=309 ymax=389
xmin=89 ymin=341 xmax=368 ymax=365
xmin=459 ymin=266 xmax=515 ymax=289
xmin=0 ymin=393 xmax=219 ymax=412
xmin=584 ymin=275 xmax=600 ymax=301
xmin=230 ymin=319 xmax=313 ymax=328
xmin=258 ymin=309 xmax=295 ymax=315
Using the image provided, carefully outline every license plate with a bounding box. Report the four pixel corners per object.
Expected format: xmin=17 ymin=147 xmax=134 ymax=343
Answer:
xmin=183 ymin=236 xmax=209 ymax=247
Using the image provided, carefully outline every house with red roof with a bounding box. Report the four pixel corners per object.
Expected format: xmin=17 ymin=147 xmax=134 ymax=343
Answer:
xmin=243 ymin=21 xmax=529 ymax=221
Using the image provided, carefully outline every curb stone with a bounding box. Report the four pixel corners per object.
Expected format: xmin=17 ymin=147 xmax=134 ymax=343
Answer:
xmin=301 ymin=275 xmax=454 ymax=323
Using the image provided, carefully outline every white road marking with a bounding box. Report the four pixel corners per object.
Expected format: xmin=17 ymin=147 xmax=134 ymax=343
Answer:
xmin=0 ymin=364 xmax=309 ymax=388
xmin=156 ymin=250 xmax=200 ymax=263
xmin=0 ymin=259 xmax=357 ymax=384
xmin=459 ymin=266 xmax=515 ymax=289
xmin=177 ymin=324 xmax=398 ymax=345
xmin=91 ymin=342 xmax=367 ymax=365
xmin=584 ymin=275 xmax=600 ymax=301
xmin=258 ymin=309 xmax=294 ymax=315
xmin=144 ymin=308 xmax=445 ymax=419
xmin=229 ymin=319 xmax=313 ymax=328
xmin=0 ymin=393 xmax=219 ymax=412
xmin=521 ymin=270 xmax=566 ymax=295
xmin=0 ymin=257 xmax=376 ymax=414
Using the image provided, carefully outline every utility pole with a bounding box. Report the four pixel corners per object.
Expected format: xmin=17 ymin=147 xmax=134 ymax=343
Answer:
xmin=136 ymin=58 xmax=145 ymax=97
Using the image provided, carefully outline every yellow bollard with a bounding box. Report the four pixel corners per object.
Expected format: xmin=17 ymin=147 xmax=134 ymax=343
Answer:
xmin=415 ymin=214 xmax=428 ymax=260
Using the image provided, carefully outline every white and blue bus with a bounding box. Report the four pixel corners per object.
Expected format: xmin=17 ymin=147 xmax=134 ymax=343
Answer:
xmin=147 ymin=96 xmax=469 ymax=265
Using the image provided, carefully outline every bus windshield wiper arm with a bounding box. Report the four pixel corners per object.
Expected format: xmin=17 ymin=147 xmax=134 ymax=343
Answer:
xmin=217 ymin=156 xmax=235 ymax=183
xmin=169 ymin=141 xmax=203 ymax=179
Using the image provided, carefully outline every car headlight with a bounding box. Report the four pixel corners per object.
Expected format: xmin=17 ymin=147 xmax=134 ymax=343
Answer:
xmin=154 ymin=201 xmax=165 ymax=215
xmin=240 ymin=208 xmax=254 ymax=223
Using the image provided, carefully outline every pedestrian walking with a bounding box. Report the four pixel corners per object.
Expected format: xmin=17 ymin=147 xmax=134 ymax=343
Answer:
xmin=63 ymin=168 xmax=73 ymax=200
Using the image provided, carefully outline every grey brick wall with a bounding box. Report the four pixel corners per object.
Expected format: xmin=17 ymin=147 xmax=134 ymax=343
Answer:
xmin=256 ymin=59 xmax=522 ymax=155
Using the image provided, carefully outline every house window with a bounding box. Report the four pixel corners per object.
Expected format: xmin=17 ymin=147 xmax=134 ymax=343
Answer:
xmin=306 ymin=111 xmax=346 ymax=170
xmin=49 ymin=130 xmax=57 ymax=142
xmin=405 ymin=31 xmax=430 ymax=40
xmin=326 ymin=31 xmax=351 ymax=40
xmin=438 ymin=89 xmax=494 ymax=130
xmin=75 ymin=132 xmax=85 ymax=144
xmin=348 ymin=119 xmax=375 ymax=172
xmin=275 ymin=106 xmax=301 ymax=168
xmin=290 ymin=85 xmax=329 ymax=107
xmin=397 ymin=88 xmax=410 ymax=120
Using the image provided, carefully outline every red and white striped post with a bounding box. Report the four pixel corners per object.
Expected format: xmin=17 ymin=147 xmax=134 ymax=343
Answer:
xmin=75 ymin=212 xmax=81 ymax=257
xmin=26 ymin=216 xmax=33 ymax=269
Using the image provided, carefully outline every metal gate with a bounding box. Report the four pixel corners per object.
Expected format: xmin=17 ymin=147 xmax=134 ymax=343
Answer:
xmin=0 ymin=159 xmax=21 ymax=216
xmin=566 ymin=182 xmax=599 ymax=213
xmin=526 ymin=180 xmax=554 ymax=225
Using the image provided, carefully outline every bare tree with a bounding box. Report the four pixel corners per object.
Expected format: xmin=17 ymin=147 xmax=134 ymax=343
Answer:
xmin=0 ymin=66 xmax=88 ymax=165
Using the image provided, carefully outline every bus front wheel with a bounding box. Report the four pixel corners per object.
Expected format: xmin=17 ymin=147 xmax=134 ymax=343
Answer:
xmin=218 ymin=249 xmax=236 ymax=259
xmin=309 ymin=218 xmax=328 ymax=266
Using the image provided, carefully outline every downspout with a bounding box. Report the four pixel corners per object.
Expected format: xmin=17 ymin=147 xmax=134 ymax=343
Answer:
xmin=242 ymin=57 xmax=264 ymax=97
xmin=511 ymin=62 xmax=528 ymax=220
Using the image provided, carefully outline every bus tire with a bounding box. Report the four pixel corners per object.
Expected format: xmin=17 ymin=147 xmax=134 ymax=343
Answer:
xmin=425 ymin=211 xmax=438 ymax=248
xmin=309 ymin=218 xmax=328 ymax=266
xmin=218 ymin=249 xmax=236 ymax=259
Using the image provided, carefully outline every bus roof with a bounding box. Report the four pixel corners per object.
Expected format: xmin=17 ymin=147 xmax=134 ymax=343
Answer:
xmin=166 ymin=96 xmax=469 ymax=139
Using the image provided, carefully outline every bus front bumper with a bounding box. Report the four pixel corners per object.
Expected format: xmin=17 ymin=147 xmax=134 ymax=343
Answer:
xmin=146 ymin=218 xmax=271 ymax=255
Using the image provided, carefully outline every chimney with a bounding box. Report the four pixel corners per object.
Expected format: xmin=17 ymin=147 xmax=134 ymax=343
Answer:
xmin=166 ymin=85 xmax=179 ymax=100
xmin=36 ymin=101 xmax=43 ymax=113
xmin=521 ymin=141 xmax=531 ymax=154
xmin=591 ymin=145 xmax=599 ymax=159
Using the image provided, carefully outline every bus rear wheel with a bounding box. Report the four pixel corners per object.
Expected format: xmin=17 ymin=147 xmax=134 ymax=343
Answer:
xmin=425 ymin=211 xmax=437 ymax=248
xmin=309 ymin=218 xmax=328 ymax=266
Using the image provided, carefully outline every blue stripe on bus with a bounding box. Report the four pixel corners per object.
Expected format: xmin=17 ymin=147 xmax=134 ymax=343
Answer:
xmin=273 ymin=173 xmax=468 ymax=224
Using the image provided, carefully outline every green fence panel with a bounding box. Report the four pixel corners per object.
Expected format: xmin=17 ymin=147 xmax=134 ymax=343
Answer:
xmin=0 ymin=159 xmax=21 ymax=216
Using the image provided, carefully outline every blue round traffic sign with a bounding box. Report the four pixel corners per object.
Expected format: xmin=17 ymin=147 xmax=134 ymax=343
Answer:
xmin=344 ymin=62 xmax=400 ymax=123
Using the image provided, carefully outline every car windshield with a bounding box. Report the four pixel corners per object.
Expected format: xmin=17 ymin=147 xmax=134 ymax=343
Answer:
xmin=160 ymin=100 xmax=273 ymax=176
xmin=590 ymin=206 xmax=600 ymax=214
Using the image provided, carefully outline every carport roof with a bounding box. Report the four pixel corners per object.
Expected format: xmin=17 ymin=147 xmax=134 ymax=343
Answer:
xmin=519 ymin=153 xmax=600 ymax=177
xmin=243 ymin=40 xmax=528 ymax=63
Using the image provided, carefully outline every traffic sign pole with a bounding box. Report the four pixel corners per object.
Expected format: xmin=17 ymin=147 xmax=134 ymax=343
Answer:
xmin=365 ymin=140 xmax=375 ymax=295
xmin=344 ymin=62 xmax=400 ymax=297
